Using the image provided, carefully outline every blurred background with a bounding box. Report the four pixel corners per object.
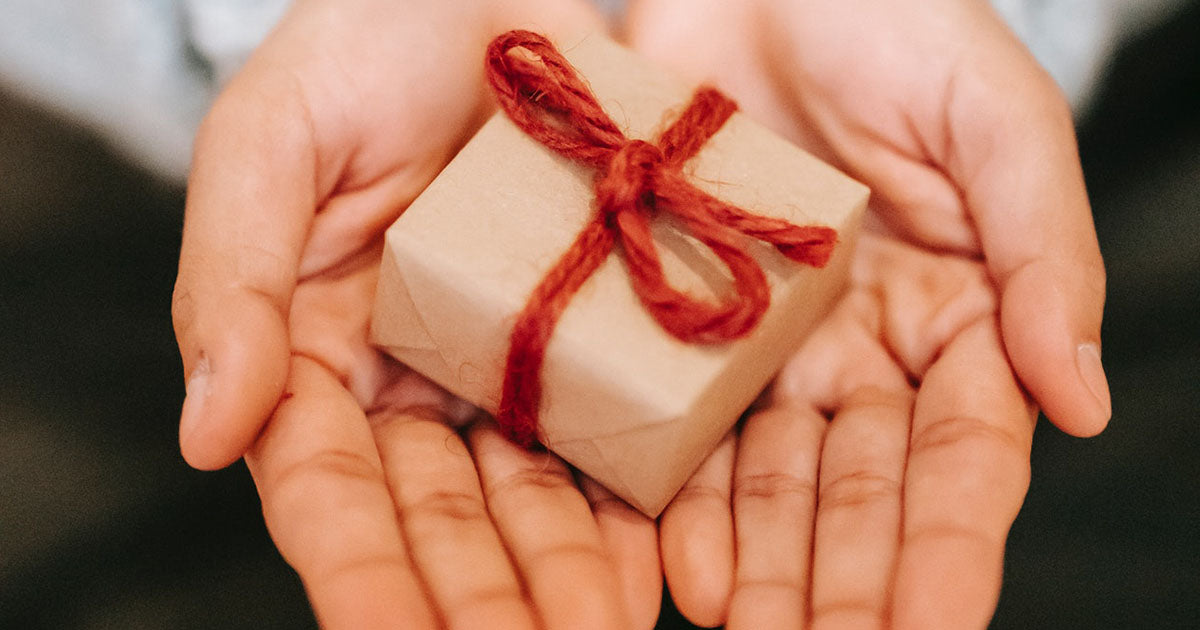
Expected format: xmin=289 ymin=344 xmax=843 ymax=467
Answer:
xmin=1 ymin=2 xmax=1197 ymax=629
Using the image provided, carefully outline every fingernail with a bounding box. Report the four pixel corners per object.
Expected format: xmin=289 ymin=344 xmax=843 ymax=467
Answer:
xmin=1076 ymin=343 xmax=1111 ymax=423
xmin=180 ymin=357 xmax=211 ymax=445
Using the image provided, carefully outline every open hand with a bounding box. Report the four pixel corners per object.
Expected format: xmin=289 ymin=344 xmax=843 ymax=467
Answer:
xmin=629 ymin=0 xmax=1108 ymax=627
xmin=172 ymin=1 xmax=660 ymax=627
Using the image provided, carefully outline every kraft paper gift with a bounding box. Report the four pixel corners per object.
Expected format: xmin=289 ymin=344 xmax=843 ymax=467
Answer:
xmin=371 ymin=33 xmax=869 ymax=516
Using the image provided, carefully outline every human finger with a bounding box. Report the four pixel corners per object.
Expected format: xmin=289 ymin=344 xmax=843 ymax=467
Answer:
xmin=892 ymin=318 xmax=1037 ymax=630
xmin=658 ymin=432 xmax=736 ymax=627
xmin=808 ymin=388 xmax=910 ymax=630
xmin=172 ymin=0 xmax=398 ymax=469
xmin=371 ymin=407 xmax=537 ymax=630
xmin=172 ymin=51 xmax=318 ymax=470
xmin=941 ymin=8 xmax=1108 ymax=437
xmin=245 ymin=356 xmax=437 ymax=629
xmin=577 ymin=476 xmax=663 ymax=630
xmin=724 ymin=403 xmax=824 ymax=630
xmin=468 ymin=423 xmax=630 ymax=630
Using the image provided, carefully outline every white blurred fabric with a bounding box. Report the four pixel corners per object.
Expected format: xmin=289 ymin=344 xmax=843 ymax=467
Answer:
xmin=0 ymin=0 xmax=288 ymax=179
xmin=0 ymin=0 xmax=1185 ymax=180
xmin=990 ymin=0 xmax=1187 ymax=111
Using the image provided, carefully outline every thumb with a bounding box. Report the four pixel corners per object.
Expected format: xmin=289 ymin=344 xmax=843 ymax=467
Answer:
xmin=173 ymin=78 xmax=315 ymax=469
xmin=947 ymin=35 xmax=1110 ymax=437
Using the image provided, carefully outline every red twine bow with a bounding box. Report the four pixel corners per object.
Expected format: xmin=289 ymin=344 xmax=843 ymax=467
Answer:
xmin=486 ymin=30 xmax=837 ymax=448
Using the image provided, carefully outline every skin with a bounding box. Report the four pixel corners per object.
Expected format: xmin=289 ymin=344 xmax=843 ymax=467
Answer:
xmin=174 ymin=1 xmax=659 ymax=628
xmin=629 ymin=0 xmax=1108 ymax=627
xmin=173 ymin=0 xmax=1109 ymax=628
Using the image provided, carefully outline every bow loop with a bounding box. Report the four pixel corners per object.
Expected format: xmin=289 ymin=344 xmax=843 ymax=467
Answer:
xmin=487 ymin=30 xmax=626 ymax=166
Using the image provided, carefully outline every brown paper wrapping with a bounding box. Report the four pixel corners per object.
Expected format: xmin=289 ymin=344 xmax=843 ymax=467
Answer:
xmin=370 ymin=33 xmax=869 ymax=516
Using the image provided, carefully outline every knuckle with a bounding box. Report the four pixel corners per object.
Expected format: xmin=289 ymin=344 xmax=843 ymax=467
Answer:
xmin=264 ymin=448 xmax=385 ymax=519
xmin=909 ymin=415 xmax=1027 ymax=463
xmin=734 ymin=577 xmax=802 ymax=597
xmin=195 ymin=74 xmax=315 ymax=159
xmin=672 ymin=482 xmax=729 ymax=507
xmin=230 ymin=247 xmax=294 ymax=317
xmin=405 ymin=489 xmax=489 ymax=525
xmin=733 ymin=472 xmax=816 ymax=503
xmin=370 ymin=407 xmax=454 ymax=437
xmin=818 ymin=470 xmax=899 ymax=513
xmin=905 ymin=522 xmax=999 ymax=550
xmin=1005 ymin=247 xmax=1107 ymax=310
xmin=810 ymin=598 xmax=885 ymax=628
xmin=316 ymin=551 xmax=412 ymax=587
xmin=448 ymin=585 xmax=530 ymax=625
xmin=526 ymin=541 xmax=608 ymax=572
xmin=171 ymin=250 xmax=293 ymax=342
xmin=294 ymin=447 xmax=384 ymax=486
xmin=484 ymin=466 xmax=577 ymax=504
xmin=232 ymin=243 xmax=291 ymax=288
xmin=256 ymin=449 xmax=390 ymax=570
xmin=838 ymin=386 xmax=917 ymax=422
xmin=195 ymin=84 xmax=281 ymax=148
xmin=908 ymin=416 xmax=1032 ymax=503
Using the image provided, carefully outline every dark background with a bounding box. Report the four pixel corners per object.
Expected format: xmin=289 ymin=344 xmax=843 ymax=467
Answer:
xmin=2 ymin=6 xmax=1197 ymax=628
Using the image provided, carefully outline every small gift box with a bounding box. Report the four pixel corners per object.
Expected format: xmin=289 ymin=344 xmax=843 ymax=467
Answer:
xmin=371 ymin=31 xmax=868 ymax=516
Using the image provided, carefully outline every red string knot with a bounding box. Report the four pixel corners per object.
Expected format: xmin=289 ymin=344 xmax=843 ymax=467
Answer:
xmin=596 ymin=139 xmax=664 ymax=221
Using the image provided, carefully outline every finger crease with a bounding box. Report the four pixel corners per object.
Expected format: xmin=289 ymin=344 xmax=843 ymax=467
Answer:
xmin=734 ymin=472 xmax=816 ymax=502
xmin=818 ymin=471 xmax=901 ymax=512
xmin=448 ymin=584 xmax=527 ymax=618
xmin=268 ymin=447 xmax=384 ymax=494
xmin=810 ymin=597 xmax=885 ymax=623
xmin=483 ymin=467 xmax=577 ymax=504
xmin=403 ymin=489 xmax=490 ymax=524
xmin=290 ymin=349 xmax=352 ymax=390
xmin=367 ymin=403 xmax=452 ymax=429
xmin=524 ymin=541 xmax=609 ymax=572
xmin=316 ymin=551 xmax=413 ymax=586
xmin=909 ymin=415 xmax=1027 ymax=460
xmin=837 ymin=387 xmax=914 ymax=415
xmin=672 ymin=483 xmax=730 ymax=506
xmin=904 ymin=522 xmax=1000 ymax=549
xmin=235 ymin=278 xmax=292 ymax=323
xmin=734 ymin=577 xmax=804 ymax=597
